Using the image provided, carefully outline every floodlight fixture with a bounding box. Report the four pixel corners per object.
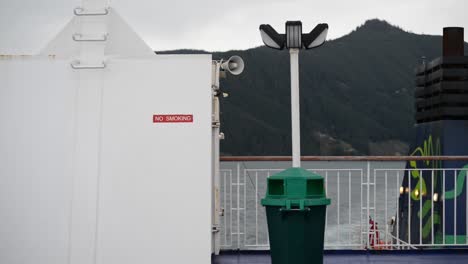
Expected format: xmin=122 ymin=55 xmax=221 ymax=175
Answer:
xmin=259 ymin=21 xmax=329 ymax=50
xmin=285 ymin=21 xmax=302 ymax=49
xmin=303 ymin=23 xmax=328 ymax=49
xmin=258 ymin=21 xmax=329 ymax=168
xmin=259 ymin=24 xmax=285 ymax=50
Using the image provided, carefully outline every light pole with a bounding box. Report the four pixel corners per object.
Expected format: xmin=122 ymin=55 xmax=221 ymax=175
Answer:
xmin=259 ymin=21 xmax=328 ymax=167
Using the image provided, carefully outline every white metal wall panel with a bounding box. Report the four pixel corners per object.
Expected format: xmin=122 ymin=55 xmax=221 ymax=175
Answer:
xmin=69 ymin=69 xmax=104 ymax=264
xmin=0 ymin=55 xmax=212 ymax=264
xmin=96 ymin=56 xmax=212 ymax=264
xmin=0 ymin=59 xmax=77 ymax=264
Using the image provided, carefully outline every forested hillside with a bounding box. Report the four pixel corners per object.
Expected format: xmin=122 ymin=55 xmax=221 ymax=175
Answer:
xmin=160 ymin=19 xmax=468 ymax=155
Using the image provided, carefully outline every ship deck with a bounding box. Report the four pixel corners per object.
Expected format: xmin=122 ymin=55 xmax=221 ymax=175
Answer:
xmin=212 ymin=250 xmax=468 ymax=263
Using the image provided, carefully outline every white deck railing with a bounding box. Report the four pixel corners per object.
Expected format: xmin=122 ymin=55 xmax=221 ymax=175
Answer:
xmin=219 ymin=156 xmax=468 ymax=250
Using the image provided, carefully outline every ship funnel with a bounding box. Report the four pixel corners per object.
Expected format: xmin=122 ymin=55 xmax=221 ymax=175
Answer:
xmin=443 ymin=27 xmax=464 ymax=56
xmin=221 ymin=56 xmax=245 ymax=75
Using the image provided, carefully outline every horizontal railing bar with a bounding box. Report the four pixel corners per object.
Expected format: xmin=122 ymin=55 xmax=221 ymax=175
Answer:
xmin=244 ymin=169 xmax=283 ymax=172
xmin=310 ymin=169 xmax=364 ymax=171
xmin=221 ymin=156 xmax=468 ymax=161
xmin=361 ymin=244 xmax=468 ymax=247
xmin=375 ymin=168 xmax=468 ymax=171
xmin=243 ymin=244 xmax=367 ymax=247
xmin=244 ymin=169 xmax=363 ymax=172
xmin=324 ymin=244 xmax=364 ymax=247
xmin=241 ymin=246 xmax=270 ymax=250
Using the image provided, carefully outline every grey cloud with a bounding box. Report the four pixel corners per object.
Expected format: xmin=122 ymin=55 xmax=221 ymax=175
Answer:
xmin=0 ymin=0 xmax=467 ymax=53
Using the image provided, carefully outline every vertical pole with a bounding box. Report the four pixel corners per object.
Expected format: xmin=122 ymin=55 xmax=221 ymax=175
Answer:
xmin=224 ymin=171 xmax=227 ymax=247
xmin=396 ymin=171 xmax=400 ymax=248
xmin=366 ymin=161 xmax=371 ymax=248
xmin=255 ymin=172 xmax=258 ymax=246
xmin=325 ymin=171 xmax=328 ymax=244
xmin=431 ymin=170 xmax=434 ymax=245
xmin=348 ymin=171 xmax=351 ymax=245
xmin=211 ymin=62 xmax=221 ymax=255
xmin=289 ymin=48 xmax=301 ymax=168
xmin=337 ymin=171 xmax=340 ymax=244
xmin=237 ymin=163 xmax=241 ymax=249
xmin=385 ymin=171 xmax=388 ymax=246
xmin=360 ymin=170 xmax=363 ymax=247
xmin=408 ymin=170 xmax=412 ymax=244
xmin=454 ymin=170 xmax=457 ymax=244
xmin=419 ymin=170 xmax=422 ymax=245
xmin=443 ymin=170 xmax=446 ymax=244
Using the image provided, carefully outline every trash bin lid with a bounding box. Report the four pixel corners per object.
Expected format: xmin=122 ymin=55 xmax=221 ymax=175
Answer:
xmin=261 ymin=167 xmax=331 ymax=208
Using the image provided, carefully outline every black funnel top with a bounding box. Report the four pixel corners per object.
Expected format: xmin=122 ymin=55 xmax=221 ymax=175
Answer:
xmin=443 ymin=27 xmax=464 ymax=57
xmin=414 ymin=27 xmax=468 ymax=123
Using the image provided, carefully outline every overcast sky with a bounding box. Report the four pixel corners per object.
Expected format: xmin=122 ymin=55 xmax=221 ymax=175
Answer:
xmin=0 ymin=0 xmax=467 ymax=54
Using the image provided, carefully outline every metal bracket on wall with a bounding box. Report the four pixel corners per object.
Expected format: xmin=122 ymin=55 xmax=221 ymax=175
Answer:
xmin=74 ymin=7 xmax=109 ymax=16
xmin=72 ymin=33 xmax=108 ymax=42
xmin=211 ymin=226 xmax=220 ymax=233
xmin=70 ymin=60 xmax=107 ymax=70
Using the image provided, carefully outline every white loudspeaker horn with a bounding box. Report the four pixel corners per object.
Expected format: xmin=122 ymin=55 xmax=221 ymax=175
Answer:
xmin=221 ymin=56 xmax=244 ymax=75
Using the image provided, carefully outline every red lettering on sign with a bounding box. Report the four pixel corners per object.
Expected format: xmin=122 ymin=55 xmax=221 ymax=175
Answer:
xmin=153 ymin=114 xmax=193 ymax=123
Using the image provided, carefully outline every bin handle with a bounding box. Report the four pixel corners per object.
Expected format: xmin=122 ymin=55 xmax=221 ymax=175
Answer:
xmin=279 ymin=207 xmax=311 ymax=212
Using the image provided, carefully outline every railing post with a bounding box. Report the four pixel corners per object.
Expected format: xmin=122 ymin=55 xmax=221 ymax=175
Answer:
xmin=420 ymin=169 xmax=423 ymax=245
xmin=348 ymin=171 xmax=352 ymax=245
xmin=397 ymin=171 xmax=400 ymax=249
xmin=408 ymin=169 xmax=412 ymax=245
xmin=337 ymin=171 xmax=341 ymax=244
xmin=454 ymin=170 xmax=457 ymax=245
xmin=237 ymin=162 xmax=241 ymax=250
xmin=244 ymin=167 xmax=247 ymax=248
xmin=366 ymin=161 xmax=371 ymax=249
xmin=255 ymin=172 xmax=258 ymax=246
xmin=385 ymin=171 xmax=388 ymax=247
xmin=360 ymin=169 xmax=363 ymax=248
xmin=431 ymin=170 xmax=434 ymax=245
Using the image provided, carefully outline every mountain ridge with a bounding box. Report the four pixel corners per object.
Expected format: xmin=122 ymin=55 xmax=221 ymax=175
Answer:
xmin=159 ymin=19 xmax=468 ymax=155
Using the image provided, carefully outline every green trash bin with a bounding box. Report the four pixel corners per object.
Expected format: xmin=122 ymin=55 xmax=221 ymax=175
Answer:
xmin=261 ymin=167 xmax=331 ymax=264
